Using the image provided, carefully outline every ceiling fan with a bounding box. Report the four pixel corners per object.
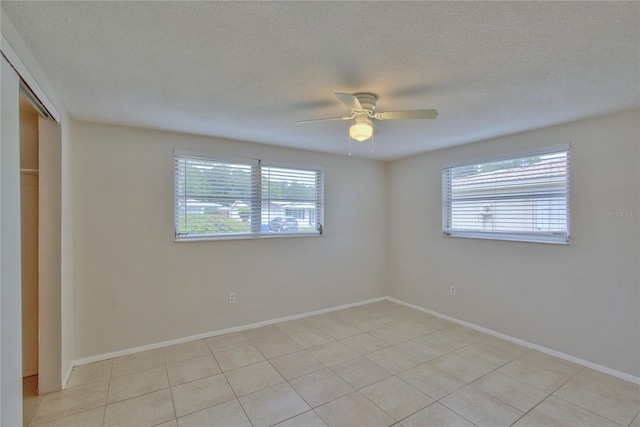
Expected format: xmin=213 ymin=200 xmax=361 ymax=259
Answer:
xmin=297 ymin=92 xmax=438 ymax=143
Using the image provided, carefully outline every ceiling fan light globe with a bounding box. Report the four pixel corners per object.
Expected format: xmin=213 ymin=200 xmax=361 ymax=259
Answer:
xmin=349 ymin=121 xmax=374 ymax=142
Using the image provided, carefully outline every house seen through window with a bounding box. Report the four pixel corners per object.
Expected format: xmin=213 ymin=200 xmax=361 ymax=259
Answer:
xmin=175 ymin=151 xmax=324 ymax=240
xmin=442 ymin=145 xmax=570 ymax=244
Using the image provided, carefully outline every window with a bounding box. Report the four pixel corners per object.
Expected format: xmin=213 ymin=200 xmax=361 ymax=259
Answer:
xmin=174 ymin=151 xmax=324 ymax=240
xmin=442 ymin=145 xmax=569 ymax=244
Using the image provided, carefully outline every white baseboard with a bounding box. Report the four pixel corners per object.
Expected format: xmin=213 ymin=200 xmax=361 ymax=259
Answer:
xmin=387 ymin=296 xmax=640 ymax=385
xmin=66 ymin=296 xmax=387 ymax=387
xmin=62 ymin=363 xmax=74 ymax=389
xmin=66 ymin=295 xmax=638 ymax=388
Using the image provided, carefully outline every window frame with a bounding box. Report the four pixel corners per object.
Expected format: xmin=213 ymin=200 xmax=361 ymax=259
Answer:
xmin=442 ymin=144 xmax=570 ymax=244
xmin=174 ymin=150 xmax=324 ymax=242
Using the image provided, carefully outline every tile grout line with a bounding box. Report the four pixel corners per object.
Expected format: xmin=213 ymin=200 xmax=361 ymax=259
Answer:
xmin=429 ymin=345 xmax=566 ymax=425
xmin=314 ymin=329 xmax=449 ymax=424
xmin=102 ymin=361 xmax=115 ymax=427
xmin=221 ymin=332 xmax=259 ymax=427
xmin=220 ymin=373 xmax=255 ymax=427
xmin=29 ymin=367 xmax=112 ymax=426
xmin=359 ymin=376 xmax=440 ymax=426
xmin=25 ymin=378 xmax=44 ymax=427
xmin=518 ymin=363 xmax=639 ymax=427
xmin=551 ymin=387 xmax=629 ymax=427
xmin=399 ymin=400 xmax=480 ymax=427
xmin=521 ymin=395 xmax=558 ymax=426
xmin=230 ymin=326 xmax=316 ymax=425
xmin=183 ymin=323 xmax=381 ymax=422
xmin=412 ymin=361 xmax=496 ymax=427
xmin=26 ymin=384 xmax=39 ymax=426
xmin=161 ymin=349 xmax=179 ymax=426
xmin=379 ymin=331 xmax=538 ymax=426
xmin=271 ymin=359 xmax=316 ymax=425
xmin=253 ymin=321 xmax=394 ymax=425
xmin=161 ymin=341 xmax=250 ymax=424
xmin=395 ymin=312 xmax=484 ymax=422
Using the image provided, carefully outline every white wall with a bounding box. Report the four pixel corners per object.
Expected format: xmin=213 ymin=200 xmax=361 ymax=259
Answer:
xmin=71 ymin=120 xmax=388 ymax=359
xmin=388 ymin=109 xmax=640 ymax=377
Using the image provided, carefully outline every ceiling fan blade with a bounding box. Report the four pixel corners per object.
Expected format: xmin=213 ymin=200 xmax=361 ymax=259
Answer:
xmin=335 ymin=93 xmax=364 ymax=111
xmin=296 ymin=116 xmax=353 ymax=123
xmin=375 ymin=109 xmax=438 ymax=120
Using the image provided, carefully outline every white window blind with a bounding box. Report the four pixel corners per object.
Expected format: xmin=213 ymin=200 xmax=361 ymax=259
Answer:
xmin=262 ymin=163 xmax=324 ymax=234
xmin=442 ymin=146 xmax=570 ymax=244
xmin=175 ymin=152 xmax=323 ymax=240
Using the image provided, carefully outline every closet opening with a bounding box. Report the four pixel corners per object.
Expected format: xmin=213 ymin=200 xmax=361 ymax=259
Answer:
xmin=20 ymin=90 xmax=40 ymax=392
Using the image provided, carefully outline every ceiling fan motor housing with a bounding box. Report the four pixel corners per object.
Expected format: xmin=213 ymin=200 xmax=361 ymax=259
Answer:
xmin=354 ymin=93 xmax=378 ymax=113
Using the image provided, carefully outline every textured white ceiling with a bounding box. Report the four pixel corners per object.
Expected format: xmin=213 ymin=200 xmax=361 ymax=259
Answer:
xmin=2 ymin=1 xmax=639 ymax=160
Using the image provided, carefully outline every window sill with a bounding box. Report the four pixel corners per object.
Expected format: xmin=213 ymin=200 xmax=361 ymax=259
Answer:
xmin=443 ymin=232 xmax=570 ymax=245
xmin=175 ymin=232 xmax=323 ymax=243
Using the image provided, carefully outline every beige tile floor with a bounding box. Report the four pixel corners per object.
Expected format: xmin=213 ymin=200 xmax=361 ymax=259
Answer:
xmin=23 ymin=301 xmax=640 ymax=427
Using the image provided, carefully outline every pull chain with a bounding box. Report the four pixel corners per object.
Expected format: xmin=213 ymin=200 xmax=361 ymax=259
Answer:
xmin=346 ymin=129 xmax=375 ymax=156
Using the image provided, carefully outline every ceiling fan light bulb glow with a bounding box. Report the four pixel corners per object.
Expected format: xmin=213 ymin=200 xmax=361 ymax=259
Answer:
xmin=349 ymin=120 xmax=374 ymax=142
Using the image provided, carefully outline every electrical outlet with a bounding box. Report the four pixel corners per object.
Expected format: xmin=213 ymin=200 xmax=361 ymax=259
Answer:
xmin=450 ymin=286 xmax=456 ymax=296
xmin=228 ymin=292 xmax=236 ymax=304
